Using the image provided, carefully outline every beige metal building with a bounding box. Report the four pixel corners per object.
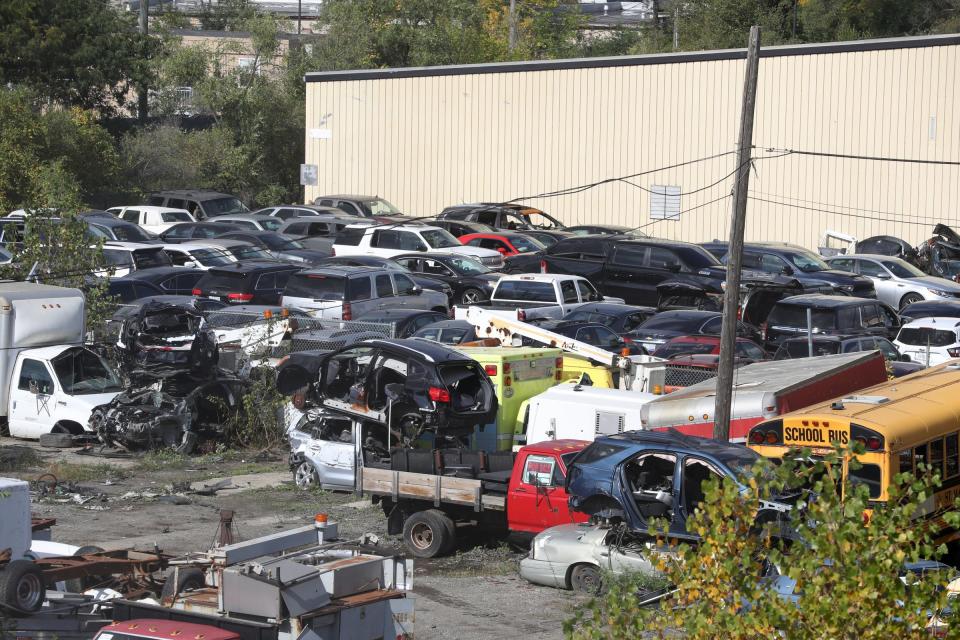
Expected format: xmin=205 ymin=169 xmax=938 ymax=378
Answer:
xmin=304 ymin=34 xmax=960 ymax=250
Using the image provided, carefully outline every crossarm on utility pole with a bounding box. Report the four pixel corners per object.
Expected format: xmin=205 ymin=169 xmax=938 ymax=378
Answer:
xmin=713 ymin=26 xmax=762 ymax=441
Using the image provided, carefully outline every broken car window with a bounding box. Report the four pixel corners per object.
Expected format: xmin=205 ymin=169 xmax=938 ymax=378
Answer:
xmin=51 ymin=348 xmax=122 ymax=395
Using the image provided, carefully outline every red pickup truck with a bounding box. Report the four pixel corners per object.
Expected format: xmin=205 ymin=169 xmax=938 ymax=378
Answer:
xmin=360 ymin=440 xmax=589 ymax=557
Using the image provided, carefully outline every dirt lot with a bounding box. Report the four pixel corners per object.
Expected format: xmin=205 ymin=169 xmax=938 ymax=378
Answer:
xmin=0 ymin=438 xmax=583 ymax=639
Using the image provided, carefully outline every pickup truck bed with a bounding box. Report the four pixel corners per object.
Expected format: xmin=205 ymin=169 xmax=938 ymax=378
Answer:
xmin=358 ymin=466 xmax=507 ymax=511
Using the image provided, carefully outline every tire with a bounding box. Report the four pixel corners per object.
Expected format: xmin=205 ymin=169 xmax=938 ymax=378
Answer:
xmin=0 ymin=560 xmax=46 ymax=615
xmin=459 ymin=288 xmax=484 ymax=305
xmin=160 ymin=567 xmax=206 ymax=600
xmin=900 ymin=292 xmax=924 ymax=310
xmin=391 ymin=405 xmax=425 ymax=444
xmin=64 ymin=546 xmax=105 ymax=593
xmin=570 ymin=564 xmax=604 ymax=595
xmin=39 ymin=432 xmax=76 ymax=448
xmin=402 ymin=510 xmax=455 ymax=558
xmin=294 ymin=460 xmax=320 ymax=490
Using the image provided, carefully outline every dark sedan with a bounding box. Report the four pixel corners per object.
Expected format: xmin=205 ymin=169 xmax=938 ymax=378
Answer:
xmin=88 ymin=217 xmax=159 ymax=244
xmin=115 ymin=266 xmax=206 ymax=297
xmin=628 ymin=310 xmax=757 ymax=353
xmin=160 ymin=222 xmax=242 ymax=243
xmin=317 ymin=254 xmax=454 ymax=302
xmin=520 ymin=229 xmax=574 ymax=248
xmin=392 ymin=252 xmax=501 ymax=305
xmin=558 ymin=302 xmax=656 ymax=335
xmin=532 ymin=320 xmax=646 ymax=355
xmin=216 ymin=230 xmax=329 ymax=265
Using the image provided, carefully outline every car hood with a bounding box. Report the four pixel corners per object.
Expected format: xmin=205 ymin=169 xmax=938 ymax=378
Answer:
xmin=800 ymin=269 xmax=864 ymax=282
xmin=77 ymin=390 xmax=124 ymax=411
xmin=908 ymin=276 xmax=960 ymax=291
xmin=445 ymin=245 xmax=501 ymax=259
xmin=279 ymin=249 xmax=330 ymax=263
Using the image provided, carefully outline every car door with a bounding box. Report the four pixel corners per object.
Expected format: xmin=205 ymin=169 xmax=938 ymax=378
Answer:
xmin=604 ymin=244 xmax=650 ymax=304
xmin=859 ymin=302 xmax=887 ymax=338
xmin=394 ymin=273 xmax=430 ymax=309
xmin=369 ymin=229 xmax=403 ymax=258
xmin=675 ymin=455 xmax=724 ymax=537
xmin=858 ymin=259 xmax=899 ymax=307
xmin=510 ymin=453 xmax=578 ymax=532
xmin=374 ymin=273 xmax=401 ymax=310
xmin=346 ymin=275 xmax=376 ymax=317
xmin=8 ymin=358 xmax=57 ymax=438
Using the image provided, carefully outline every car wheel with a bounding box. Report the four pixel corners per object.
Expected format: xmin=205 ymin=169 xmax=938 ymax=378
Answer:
xmin=570 ymin=564 xmax=604 ymax=595
xmin=900 ymin=292 xmax=924 ymax=310
xmin=0 ymin=560 xmax=45 ymax=615
xmin=39 ymin=432 xmax=76 ymax=448
xmin=402 ymin=510 xmax=454 ymax=558
xmin=460 ymin=288 xmax=484 ymax=305
xmin=294 ymin=460 xmax=320 ymax=490
xmin=160 ymin=567 xmax=206 ymax=600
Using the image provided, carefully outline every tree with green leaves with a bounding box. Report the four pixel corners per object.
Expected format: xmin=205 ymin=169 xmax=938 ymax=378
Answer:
xmin=0 ymin=0 xmax=155 ymax=114
xmin=566 ymin=445 xmax=960 ymax=639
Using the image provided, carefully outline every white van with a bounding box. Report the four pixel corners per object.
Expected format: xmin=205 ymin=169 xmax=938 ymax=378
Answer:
xmin=516 ymin=384 xmax=657 ymax=446
xmin=108 ymin=205 xmax=196 ymax=233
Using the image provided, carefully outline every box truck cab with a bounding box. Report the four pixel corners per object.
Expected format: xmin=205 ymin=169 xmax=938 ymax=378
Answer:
xmin=517 ymin=384 xmax=657 ymax=447
xmin=0 ymin=283 xmax=122 ymax=439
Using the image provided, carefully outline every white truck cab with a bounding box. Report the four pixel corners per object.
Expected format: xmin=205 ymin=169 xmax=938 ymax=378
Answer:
xmin=333 ymin=223 xmax=505 ymax=269
xmin=108 ymin=205 xmax=196 ymax=233
xmin=0 ymin=283 xmax=122 ymax=439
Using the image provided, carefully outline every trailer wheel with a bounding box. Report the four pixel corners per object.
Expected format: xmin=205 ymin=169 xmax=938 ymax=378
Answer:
xmin=570 ymin=564 xmax=604 ymax=595
xmin=160 ymin=567 xmax=206 ymax=600
xmin=402 ymin=510 xmax=455 ymax=558
xmin=0 ymin=560 xmax=46 ymax=615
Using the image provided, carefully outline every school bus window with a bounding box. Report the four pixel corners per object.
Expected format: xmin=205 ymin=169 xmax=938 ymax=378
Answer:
xmin=930 ymin=438 xmax=945 ymax=479
xmin=915 ymin=444 xmax=929 ymax=478
xmin=947 ymin=434 xmax=960 ymax=478
xmin=898 ymin=449 xmax=913 ymax=476
xmin=849 ymin=463 xmax=882 ymax=499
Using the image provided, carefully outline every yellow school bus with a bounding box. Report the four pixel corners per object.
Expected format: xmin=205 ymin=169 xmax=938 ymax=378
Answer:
xmin=747 ymin=363 xmax=960 ymax=541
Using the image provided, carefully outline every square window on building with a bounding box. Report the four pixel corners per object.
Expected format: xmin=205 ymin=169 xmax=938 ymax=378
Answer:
xmin=650 ymin=185 xmax=681 ymax=220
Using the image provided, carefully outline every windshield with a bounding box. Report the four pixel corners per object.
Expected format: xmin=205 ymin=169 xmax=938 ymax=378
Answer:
xmin=897 ymin=327 xmax=958 ymax=347
xmin=133 ymin=249 xmax=172 ymax=269
xmin=51 ymin=348 xmax=122 ymax=395
xmin=510 ymin=235 xmax=545 ymax=253
xmin=446 ymin=255 xmax=491 ymax=275
xmin=203 ymin=197 xmax=248 ymax=216
xmin=720 ymin=448 xmax=765 ymax=485
xmin=260 ymin=234 xmax=305 ymax=251
xmin=635 ymin=313 xmax=713 ymax=332
xmin=103 ymin=223 xmax=153 ymax=242
xmin=882 ymin=259 xmax=925 ymax=278
xmin=767 ymin=305 xmax=836 ymax=330
xmin=161 ymin=211 xmax=192 ymax=222
xmin=654 ymin=341 xmax=717 ymax=358
xmin=103 ymin=249 xmax=134 ymax=268
xmin=230 ymin=246 xmax=275 ymax=261
xmin=284 ymin=273 xmax=345 ymax=300
xmin=785 ymin=250 xmax=830 ymax=272
xmin=677 ymin=246 xmax=721 ymax=269
xmin=361 ymin=198 xmax=401 ymax=216
xmin=421 ymin=229 xmax=461 ymax=249
xmin=190 ymin=248 xmax=233 ymax=267
xmin=513 ymin=211 xmax=564 ymax=230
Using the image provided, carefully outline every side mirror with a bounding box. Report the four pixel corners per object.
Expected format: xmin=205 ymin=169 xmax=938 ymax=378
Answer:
xmin=409 ymin=285 xmax=422 ymax=296
xmin=900 ymin=353 xmax=912 ymax=362
xmin=875 ymin=272 xmax=891 ymax=280
xmin=183 ymin=260 xmax=197 ymax=268
xmin=781 ymin=266 xmax=794 ymax=276
xmin=497 ymin=247 xmax=508 ymax=255
xmin=667 ymin=263 xmax=682 ymax=273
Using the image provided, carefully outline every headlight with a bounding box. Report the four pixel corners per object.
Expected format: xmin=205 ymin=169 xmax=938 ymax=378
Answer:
xmin=837 ymin=284 xmax=855 ymax=292
xmin=931 ymin=289 xmax=953 ymax=298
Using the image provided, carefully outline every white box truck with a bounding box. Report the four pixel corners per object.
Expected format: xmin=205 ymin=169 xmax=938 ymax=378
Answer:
xmin=0 ymin=282 xmax=122 ymax=440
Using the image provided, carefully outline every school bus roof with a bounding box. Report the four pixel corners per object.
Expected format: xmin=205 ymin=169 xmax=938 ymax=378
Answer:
xmin=772 ymin=362 xmax=960 ymax=448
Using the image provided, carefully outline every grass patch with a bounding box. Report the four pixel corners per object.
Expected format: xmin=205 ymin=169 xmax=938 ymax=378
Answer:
xmin=43 ymin=461 xmax=129 ymax=483
xmin=0 ymin=446 xmax=42 ymax=472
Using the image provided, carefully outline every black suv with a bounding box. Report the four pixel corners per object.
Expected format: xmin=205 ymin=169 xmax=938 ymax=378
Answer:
xmin=276 ymin=339 xmax=498 ymax=439
xmin=703 ymin=241 xmax=875 ymax=297
xmin=145 ymin=190 xmax=248 ymax=220
xmin=193 ymin=261 xmax=303 ymax=305
xmin=762 ymin=294 xmax=901 ymax=348
xmin=504 ymin=235 xmax=730 ymax=307
xmin=773 ymin=334 xmax=923 ymax=377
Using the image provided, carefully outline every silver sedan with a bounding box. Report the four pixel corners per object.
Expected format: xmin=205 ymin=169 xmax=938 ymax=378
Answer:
xmin=519 ymin=523 xmax=667 ymax=594
xmin=826 ymin=254 xmax=960 ymax=310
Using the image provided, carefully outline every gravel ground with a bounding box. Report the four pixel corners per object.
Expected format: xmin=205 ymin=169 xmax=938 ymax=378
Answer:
xmin=1 ymin=438 xmax=580 ymax=639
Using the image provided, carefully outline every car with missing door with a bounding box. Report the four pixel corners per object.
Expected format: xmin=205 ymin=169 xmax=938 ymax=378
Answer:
xmin=438 ymin=203 xmax=565 ymax=231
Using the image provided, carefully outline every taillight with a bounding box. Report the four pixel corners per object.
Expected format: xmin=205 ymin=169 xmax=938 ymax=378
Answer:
xmin=948 ymin=348 xmax=960 ymax=357
xmin=555 ymin=357 xmax=563 ymax=369
xmin=622 ymin=336 xmax=634 ymax=343
xmin=765 ymin=431 xmax=779 ymax=444
xmin=342 ymin=302 xmax=352 ymax=321
xmin=227 ymin=292 xmax=254 ymax=302
xmin=192 ymin=288 xmax=202 ymax=296
xmin=760 ymin=322 xmax=768 ymax=342
xmin=503 ymin=376 xmax=512 ymax=387
xmin=517 ymin=309 xmax=526 ymax=322
xmin=331 ymin=248 xmax=336 ymax=256
xmin=428 ymin=386 xmax=450 ymax=402
xmin=540 ymin=260 xmax=547 ymax=273
xmin=485 ymin=364 xmax=498 ymax=376
xmin=749 ymin=430 xmax=764 ymax=444
xmin=503 ymin=362 xmax=511 ymax=375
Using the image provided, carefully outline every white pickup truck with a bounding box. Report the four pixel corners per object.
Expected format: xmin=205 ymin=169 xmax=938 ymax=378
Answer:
xmin=332 ymin=223 xmax=505 ymax=269
xmin=455 ymin=273 xmax=624 ymax=322
xmin=0 ymin=283 xmax=122 ymax=440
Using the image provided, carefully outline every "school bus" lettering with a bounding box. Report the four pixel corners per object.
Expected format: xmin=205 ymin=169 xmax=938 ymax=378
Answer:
xmin=784 ymin=426 xmax=849 ymax=446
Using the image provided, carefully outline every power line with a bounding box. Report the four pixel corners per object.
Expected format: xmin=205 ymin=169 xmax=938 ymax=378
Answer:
xmin=635 ymin=193 xmax=733 ymax=231
xmin=761 ymin=147 xmax=960 ymax=167
xmin=747 ymin=195 xmax=944 ymax=227
xmin=748 ymin=190 xmax=949 ymax=224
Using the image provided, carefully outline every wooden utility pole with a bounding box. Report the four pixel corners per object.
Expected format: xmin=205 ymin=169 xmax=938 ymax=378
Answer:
xmin=713 ymin=26 xmax=761 ymax=441
xmin=138 ymin=0 xmax=149 ymax=124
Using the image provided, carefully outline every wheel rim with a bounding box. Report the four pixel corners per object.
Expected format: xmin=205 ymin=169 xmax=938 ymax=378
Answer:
xmin=409 ymin=522 xmax=434 ymax=550
xmin=461 ymin=289 xmax=481 ymax=304
xmin=16 ymin=573 xmax=42 ymax=609
xmin=902 ymin=294 xmax=922 ymax=309
xmin=295 ymin=462 xmax=315 ymax=488
xmin=575 ymin=568 xmax=601 ymax=593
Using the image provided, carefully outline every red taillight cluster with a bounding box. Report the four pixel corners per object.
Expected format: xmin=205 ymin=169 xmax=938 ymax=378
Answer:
xmin=503 ymin=362 xmax=512 ymax=375
xmin=227 ymin=292 xmax=254 ymax=302
xmin=540 ymin=260 xmax=547 ymax=273
xmin=854 ymin=436 xmax=883 ymax=451
xmin=554 ymin=356 xmax=563 ymax=380
xmin=948 ymin=348 xmax=960 ymax=357
xmin=428 ymin=386 xmax=450 ymax=403
xmin=517 ymin=309 xmax=527 ymax=322
xmin=191 ymin=288 xmax=202 ymax=296
xmin=342 ymin=302 xmax=352 ymax=320
xmin=485 ymin=364 xmax=498 ymax=376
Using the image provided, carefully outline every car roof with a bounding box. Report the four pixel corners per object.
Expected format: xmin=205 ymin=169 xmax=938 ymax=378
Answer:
xmin=118 ymin=266 xmax=195 ymax=281
xmin=219 ymin=229 xmax=278 ymax=238
xmin=215 ymin=214 xmax=276 ymax=221
xmin=776 ymin=294 xmax=876 ymax=308
xmin=319 ymin=194 xmax=379 ymax=201
xmin=571 ymin=302 xmax=654 ymax=315
xmin=741 ymin=242 xmax=815 ymax=253
xmin=295 ymin=266 xmax=382 ymax=276
xmin=196 ymin=239 xmax=254 ymax=248
xmin=150 ymin=189 xmax=235 ymax=199
xmin=900 ymin=317 xmax=960 ymax=329
xmin=90 ymin=217 xmax=143 ymax=228
xmin=103 ymin=241 xmax=163 ymax=250
xmin=616 ymin=237 xmax=704 ymax=250
xmin=830 ymin=253 xmax=911 ymax=263
xmin=506 ymin=273 xmax=582 ymax=283
xmin=361 ymin=338 xmax=473 ymax=363
xmin=207 ymin=261 xmax=300 ymax=275
xmin=779 ymin=334 xmax=865 ymax=344
xmin=594 ymin=428 xmax=759 ymax=462
xmin=644 ymin=309 xmax=721 ymax=320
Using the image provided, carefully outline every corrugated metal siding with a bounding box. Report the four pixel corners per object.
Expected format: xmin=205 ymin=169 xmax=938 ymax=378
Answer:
xmin=305 ymin=40 xmax=960 ymax=250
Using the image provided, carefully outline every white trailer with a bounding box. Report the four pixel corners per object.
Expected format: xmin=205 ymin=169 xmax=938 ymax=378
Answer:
xmin=0 ymin=282 xmax=122 ymax=439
